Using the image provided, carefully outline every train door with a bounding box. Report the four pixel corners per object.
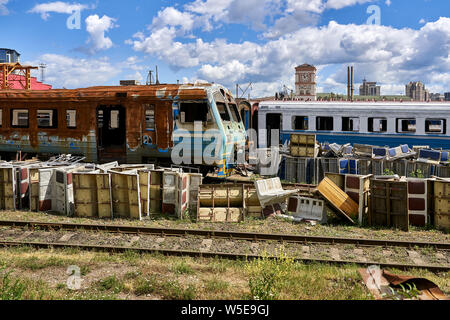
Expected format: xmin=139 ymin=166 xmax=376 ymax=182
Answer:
xmin=266 ymin=113 xmax=282 ymax=147
xmin=97 ymin=105 xmax=126 ymax=162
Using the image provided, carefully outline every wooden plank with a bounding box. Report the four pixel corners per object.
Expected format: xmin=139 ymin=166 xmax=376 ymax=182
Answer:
xmin=317 ymin=177 xmax=358 ymax=223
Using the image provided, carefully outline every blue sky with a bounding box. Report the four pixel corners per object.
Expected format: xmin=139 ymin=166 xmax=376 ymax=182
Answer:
xmin=1 ymin=0 xmax=449 ymax=97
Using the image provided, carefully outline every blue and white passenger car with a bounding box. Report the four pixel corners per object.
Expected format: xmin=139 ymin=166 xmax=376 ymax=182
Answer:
xmin=257 ymin=101 xmax=450 ymax=150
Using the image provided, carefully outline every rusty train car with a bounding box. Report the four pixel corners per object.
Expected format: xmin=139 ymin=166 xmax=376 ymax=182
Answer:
xmin=0 ymin=83 xmax=247 ymax=177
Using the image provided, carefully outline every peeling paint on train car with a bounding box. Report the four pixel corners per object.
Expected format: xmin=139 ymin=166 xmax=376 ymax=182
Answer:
xmin=0 ymin=84 xmax=246 ymax=174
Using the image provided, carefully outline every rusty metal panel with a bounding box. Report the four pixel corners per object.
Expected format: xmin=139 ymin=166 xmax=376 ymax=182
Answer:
xmin=317 ymin=177 xmax=358 ymax=223
xmin=0 ymin=166 xmax=16 ymax=210
xmin=434 ymin=180 xmax=450 ymax=231
xmin=198 ymin=184 xmax=245 ymax=222
xmin=73 ymin=173 xmax=112 ymax=218
xmin=149 ymin=170 xmax=163 ymax=214
xmin=138 ymin=170 xmax=150 ymax=217
xmin=29 ymin=168 xmax=40 ymax=212
xmin=111 ymin=171 xmax=142 ymax=220
xmin=370 ymin=180 xmax=409 ymax=231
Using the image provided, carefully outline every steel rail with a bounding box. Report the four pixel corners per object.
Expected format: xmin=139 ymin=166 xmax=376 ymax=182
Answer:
xmin=0 ymin=240 xmax=448 ymax=272
xmin=0 ymin=219 xmax=449 ymax=250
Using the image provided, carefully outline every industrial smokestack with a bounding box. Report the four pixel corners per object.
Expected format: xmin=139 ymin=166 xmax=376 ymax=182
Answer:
xmin=347 ymin=66 xmax=351 ymax=100
xmin=155 ymin=66 xmax=160 ymax=85
xmin=351 ymin=66 xmax=354 ymax=101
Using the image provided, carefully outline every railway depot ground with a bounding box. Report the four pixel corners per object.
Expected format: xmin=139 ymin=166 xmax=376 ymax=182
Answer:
xmin=0 ymin=84 xmax=449 ymax=301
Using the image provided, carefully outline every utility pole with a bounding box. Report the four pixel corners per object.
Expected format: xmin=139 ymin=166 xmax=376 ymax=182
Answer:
xmin=236 ymin=83 xmax=253 ymax=99
xmin=39 ymin=63 xmax=47 ymax=83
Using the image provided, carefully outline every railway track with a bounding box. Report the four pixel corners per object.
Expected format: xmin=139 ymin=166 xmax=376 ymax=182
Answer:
xmin=0 ymin=239 xmax=448 ymax=272
xmin=0 ymin=219 xmax=448 ymax=250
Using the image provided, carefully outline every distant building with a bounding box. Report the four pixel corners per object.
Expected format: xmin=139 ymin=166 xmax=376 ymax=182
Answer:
xmin=0 ymin=48 xmax=20 ymax=63
xmin=359 ymin=79 xmax=381 ymax=96
xmin=295 ymin=64 xmax=317 ymax=101
xmin=405 ymin=81 xmax=429 ymax=101
xmin=445 ymin=92 xmax=450 ymax=101
xmin=430 ymin=93 xmax=444 ymax=101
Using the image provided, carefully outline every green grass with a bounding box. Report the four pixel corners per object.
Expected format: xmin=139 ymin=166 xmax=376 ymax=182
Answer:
xmin=171 ymin=261 xmax=194 ymax=275
xmin=96 ymin=276 xmax=125 ymax=294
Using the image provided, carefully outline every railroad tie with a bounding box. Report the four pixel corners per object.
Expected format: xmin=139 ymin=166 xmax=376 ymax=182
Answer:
xmin=330 ymin=248 xmax=341 ymax=261
xmin=302 ymin=246 xmax=310 ymax=258
xmin=200 ymin=239 xmax=213 ymax=252
xmin=57 ymin=233 xmax=76 ymax=242
xmin=353 ymin=249 xmax=366 ymax=262
xmin=407 ymin=250 xmax=424 ymax=265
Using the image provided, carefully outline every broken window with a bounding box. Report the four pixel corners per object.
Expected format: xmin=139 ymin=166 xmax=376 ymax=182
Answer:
xmin=11 ymin=109 xmax=29 ymax=128
xmin=293 ymin=116 xmax=308 ymax=130
xmin=66 ymin=110 xmax=77 ymax=129
xmin=144 ymin=104 xmax=155 ymax=129
xmin=316 ymin=117 xmax=334 ymax=131
xmin=342 ymin=117 xmax=360 ymax=132
xmin=368 ymin=118 xmax=387 ymax=132
xmin=110 ymin=110 xmax=119 ymax=129
xmin=397 ymin=118 xmax=416 ymax=133
xmin=217 ymin=102 xmax=231 ymax=122
xmin=179 ymin=102 xmax=209 ymax=123
xmin=229 ymin=103 xmax=241 ymax=123
xmin=425 ymin=119 xmax=446 ymax=134
xmin=37 ymin=110 xmax=57 ymax=128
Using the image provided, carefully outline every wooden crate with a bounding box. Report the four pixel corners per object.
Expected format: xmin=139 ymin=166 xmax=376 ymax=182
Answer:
xmin=370 ymin=180 xmax=409 ymax=231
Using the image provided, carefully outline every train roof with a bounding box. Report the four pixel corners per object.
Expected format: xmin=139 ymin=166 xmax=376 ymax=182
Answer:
xmin=0 ymin=83 xmax=227 ymax=102
xmin=257 ymin=100 xmax=450 ymax=113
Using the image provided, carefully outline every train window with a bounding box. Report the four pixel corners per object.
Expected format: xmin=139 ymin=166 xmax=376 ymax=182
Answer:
xmin=425 ymin=119 xmax=446 ymax=134
xmin=229 ymin=103 xmax=241 ymax=123
xmin=293 ymin=116 xmax=308 ymax=130
xmin=217 ymin=102 xmax=231 ymax=121
xmin=37 ymin=110 xmax=58 ymax=128
xmin=179 ymin=102 xmax=209 ymax=123
xmin=145 ymin=105 xmax=155 ymax=129
xmin=316 ymin=117 xmax=334 ymax=131
xmin=368 ymin=118 xmax=387 ymax=132
xmin=342 ymin=117 xmax=360 ymax=132
xmin=110 ymin=110 xmax=119 ymax=129
xmin=0 ymin=109 xmax=2 ymax=127
xmin=66 ymin=110 xmax=77 ymax=129
xmin=11 ymin=109 xmax=29 ymax=128
xmin=397 ymin=118 xmax=416 ymax=133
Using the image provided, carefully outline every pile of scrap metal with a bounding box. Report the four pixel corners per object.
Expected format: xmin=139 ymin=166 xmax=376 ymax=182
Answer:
xmin=196 ymin=177 xmax=323 ymax=223
xmin=359 ymin=267 xmax=448 ymax=300
xmin=0 ymin=157 xmax=203 ymax=221
xmin=312 ymin=172 xmax=449 ymax=231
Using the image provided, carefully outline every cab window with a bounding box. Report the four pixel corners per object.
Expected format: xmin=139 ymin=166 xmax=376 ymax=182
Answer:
xmin=217 ymin=102 xmax=231 ymax=121
xmin=179 ymin=102 xmax=209 ymax=123
xmin=228 ymin=103 xmax=241 ymax=123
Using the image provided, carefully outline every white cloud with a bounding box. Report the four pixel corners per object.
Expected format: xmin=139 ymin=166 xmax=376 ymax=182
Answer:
xmin=385 ymin=0 xmax=392 ymax=6
xmin=130 ymin=16 xmax=450 ymax=97
xmin=419 ymin=18 xmax=426 ymax=24
xmin=0 ymin=0 xmax=9 ymax=15
xmin=83 ymin=14 xmax=117 ymax=54
xmin=152 ymin=7 xmax=195 ymax=34
xmin=326 ymin=0 xmax=375 ymax=10
xmin=26 ymin=54 xmax=121 ymax=88
xmin=28 ymin=1 xmax=93 ymax=20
